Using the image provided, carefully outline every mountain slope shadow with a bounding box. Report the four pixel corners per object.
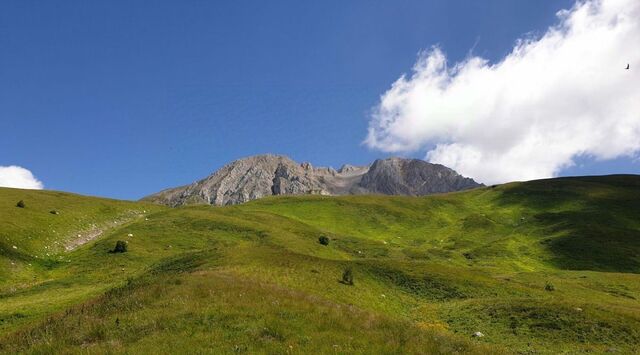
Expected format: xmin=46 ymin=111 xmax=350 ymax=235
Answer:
xmin=494 ymin=175 xmax=640 ymax=273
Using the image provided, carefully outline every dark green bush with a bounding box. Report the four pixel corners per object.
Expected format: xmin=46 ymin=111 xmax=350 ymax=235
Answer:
xmin=545 ymin=282 xmax=555 ymax=291
xmin=112 ymin=240 xmax=128 ymax=253
xmin=16 ymin=200 xmax=25 ymax=208
xmin=318 ymin=235 xmax=330 ymax=246
xmin=341 ymin=267 xmax=354 ymax=286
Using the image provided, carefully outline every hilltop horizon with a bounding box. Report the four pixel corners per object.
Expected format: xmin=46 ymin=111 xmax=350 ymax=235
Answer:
xmin=3 ymin=151 xmax=640 ymax=203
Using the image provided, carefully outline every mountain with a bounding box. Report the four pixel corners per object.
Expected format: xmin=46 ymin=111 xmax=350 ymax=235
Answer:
xmin=143 ymin=154 xmax=482 ymax=206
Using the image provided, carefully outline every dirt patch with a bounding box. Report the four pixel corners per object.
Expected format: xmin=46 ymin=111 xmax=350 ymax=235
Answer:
xmin=64 ymin=213 xmax=144 ymax=252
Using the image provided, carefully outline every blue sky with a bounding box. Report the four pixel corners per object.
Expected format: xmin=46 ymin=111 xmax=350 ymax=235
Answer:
xmin=2 ymin=0 xmax=638 ymax=199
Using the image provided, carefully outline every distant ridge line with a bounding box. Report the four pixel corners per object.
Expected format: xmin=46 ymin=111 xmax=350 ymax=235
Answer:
xmin=142 ymin=154 xmax=483 ymax=206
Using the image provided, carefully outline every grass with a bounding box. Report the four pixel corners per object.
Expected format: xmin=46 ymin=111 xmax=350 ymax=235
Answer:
xmin=1 ymin=175 xmax=639 ymax=353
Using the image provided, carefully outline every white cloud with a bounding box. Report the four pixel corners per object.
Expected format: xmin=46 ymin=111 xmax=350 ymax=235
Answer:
xmin=0 ymin=166 xmax=44 ymax=189
xmin=366 ymin=0 xmax=640 ymax=184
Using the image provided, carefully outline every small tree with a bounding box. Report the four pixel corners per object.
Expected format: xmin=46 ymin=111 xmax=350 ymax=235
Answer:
xmin=545 ymin=282 xmax=555 ymax=291
xmin=318 ymin=236 xmax=330 ymax=246
xmin=341 ymin=267 xmax=354 ymax=286
xmin=16 ymin=200 xmax=25 ymax=208
xmin=112 ymin=240 xmax=128 ymax=253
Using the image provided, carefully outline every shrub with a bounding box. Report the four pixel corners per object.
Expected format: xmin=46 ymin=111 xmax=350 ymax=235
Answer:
xmin=16 ymin=200 xmax=25 ymax=208
xmin=545 ymin=282 xmax=555 ymax=291
xmin=341 ymin=267 xmax=354 ymax=285
xmin=318 ymin=235 xmax=330 ymax=246
xmin=112 ymin=240 xmax=128 ymax=253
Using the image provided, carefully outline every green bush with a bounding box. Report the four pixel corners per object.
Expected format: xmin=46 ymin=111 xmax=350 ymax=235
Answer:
xmin=318 ymin=236 xmax=330 ymax=246
xmin=16 ymin=200 xmax=25 ymax=208
xmin=112 ymin=240 xmax=128 ymax=253
xmin=341 ymin=267 xmax=354 ymax=285
xmin=545 ymin=282 xmax=555 ymax=291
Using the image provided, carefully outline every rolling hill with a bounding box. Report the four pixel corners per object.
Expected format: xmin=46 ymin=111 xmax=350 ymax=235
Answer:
xmin=1 ymin=175 xmax=639 ymax=353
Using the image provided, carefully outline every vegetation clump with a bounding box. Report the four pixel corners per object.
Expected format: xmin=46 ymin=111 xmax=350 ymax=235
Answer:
xmin=111 ymin=240 xmax=128 ymax=253
xmin=16 ymin=200 xmax=25 ymax=208
xmin=545 ymin=282 xmax=555 ymax=292
xmin=49 ymin=210 xmax=59 ymax=215
xmin=341 ymin=267 xmax=354 ymax=285
xmin=318 ymin=235 xmax=330 ymax=245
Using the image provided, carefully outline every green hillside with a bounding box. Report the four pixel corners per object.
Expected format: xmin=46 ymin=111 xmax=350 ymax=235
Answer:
xmin=1 ymin=176 xmax=639 ymax=353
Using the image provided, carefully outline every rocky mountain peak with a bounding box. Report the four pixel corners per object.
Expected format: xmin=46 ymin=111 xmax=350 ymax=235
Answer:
xmin=143 ymin=154 xmax=482 ymax=206
xmin=359 ymin=157 xmax=480 ymax=195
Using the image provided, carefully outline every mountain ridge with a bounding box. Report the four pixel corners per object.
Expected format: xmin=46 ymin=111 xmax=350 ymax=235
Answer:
xmin=143 ymin=154 xmax=482 ymax=206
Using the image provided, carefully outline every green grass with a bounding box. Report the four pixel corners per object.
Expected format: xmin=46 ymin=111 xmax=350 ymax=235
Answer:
xmin=1 ymin=175 xmax=639 ymax=353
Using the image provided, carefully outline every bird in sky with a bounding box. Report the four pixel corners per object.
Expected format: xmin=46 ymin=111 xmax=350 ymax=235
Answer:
xmin=625 ymin=64 xmax=630 ymax=70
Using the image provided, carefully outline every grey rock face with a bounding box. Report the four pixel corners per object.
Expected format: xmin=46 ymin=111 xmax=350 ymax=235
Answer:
xmin=358 ymin=157 xmax=481 ymax=195
xmin=143 ymin=154 xmax=482 ymax=206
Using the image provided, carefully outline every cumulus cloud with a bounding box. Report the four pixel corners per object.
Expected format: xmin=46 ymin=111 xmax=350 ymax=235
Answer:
xmin=0 ymin=166 xmax=44 ymax=189
xmin=366 ymin=0 xmax=640 ymax=184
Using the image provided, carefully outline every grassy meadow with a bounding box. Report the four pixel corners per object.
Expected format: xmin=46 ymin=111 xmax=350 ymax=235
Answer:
xmin=1 ymin=175 xmax=639 ymax=353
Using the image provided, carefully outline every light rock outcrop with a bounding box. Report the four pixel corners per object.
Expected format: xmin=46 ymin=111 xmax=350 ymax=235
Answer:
xmin=143 ymin=154 xmax=482 ymax=206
